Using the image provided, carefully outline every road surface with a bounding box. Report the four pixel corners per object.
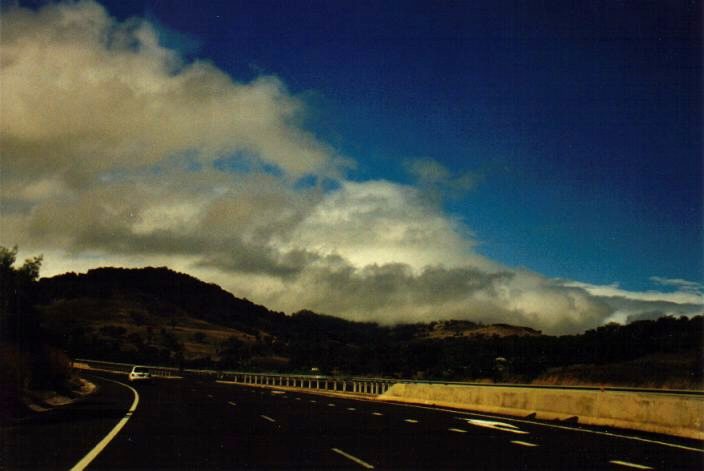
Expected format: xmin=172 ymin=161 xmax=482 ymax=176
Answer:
xmin=3 ymin=373 xmax=702 ymax=469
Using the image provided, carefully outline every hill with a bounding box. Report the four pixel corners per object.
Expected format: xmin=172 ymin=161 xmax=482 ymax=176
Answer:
xmin=34 ymin=266 xmax=704 ymax=387
xmin=35 ymin=267 xmax=385 ymax=369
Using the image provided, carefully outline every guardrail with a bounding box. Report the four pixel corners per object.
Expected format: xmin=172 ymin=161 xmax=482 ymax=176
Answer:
xmin=217 ymin=371 xmax=395 ymax=395
xmin=73 ymin=359 xmax=395 ymax=395
xmin=73 ymin=358 xmax=704 ymax=397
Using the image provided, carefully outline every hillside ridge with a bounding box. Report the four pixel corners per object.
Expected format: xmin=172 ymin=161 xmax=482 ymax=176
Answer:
xmin=34 ymin=266 xmax=703 ymax=388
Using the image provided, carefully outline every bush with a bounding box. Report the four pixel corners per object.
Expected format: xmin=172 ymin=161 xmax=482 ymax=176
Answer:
xmin=31 ymin=347 xmax=73 ymax=391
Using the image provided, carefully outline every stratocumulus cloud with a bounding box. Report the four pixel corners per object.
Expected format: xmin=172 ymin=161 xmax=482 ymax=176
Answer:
xmin=1 ymin=1 xmax=700 ymax=335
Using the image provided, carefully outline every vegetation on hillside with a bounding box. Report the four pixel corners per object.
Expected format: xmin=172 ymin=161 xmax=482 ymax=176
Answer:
xmin=32 ymin=265 xmax=703 ymax=388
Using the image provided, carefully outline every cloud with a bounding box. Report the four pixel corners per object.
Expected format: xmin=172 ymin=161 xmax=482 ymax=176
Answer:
xmin=1 ymin=1 xmax=700 ymax=336
xmin=0 ymin=0 xmax=339 ymax=193
xmin=649 ymin=277 xmax=703 ymax=295
xmin=196 ymin=258 xmax=616 ymax=334
xmin=559 ymin=280 xmax=703 ymax=325
xmin=561 ymin=280 xmax=704 ymax=306
xmin=283 ymin=180 xmax=494 ymax=271
xmin=405 ymin=158 xmax=476 ymax=198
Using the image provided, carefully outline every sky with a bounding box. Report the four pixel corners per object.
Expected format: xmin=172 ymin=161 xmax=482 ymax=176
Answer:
xmin=1 ymin=0 xmax=702 ymax=334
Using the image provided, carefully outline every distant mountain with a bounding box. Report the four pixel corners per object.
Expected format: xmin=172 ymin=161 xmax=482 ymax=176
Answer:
xmin=420 ymin=320 xmax=542 ymax=339
xmin=34 ymin=266 xmax=703 ymax=388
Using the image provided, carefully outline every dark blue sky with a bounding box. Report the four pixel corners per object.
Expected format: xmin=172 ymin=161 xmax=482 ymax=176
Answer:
xmin=96 ymin=0 xmax=702 ymax=290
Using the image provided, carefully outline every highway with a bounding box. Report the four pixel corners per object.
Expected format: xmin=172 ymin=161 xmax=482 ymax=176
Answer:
xmin=3 ymin=374 xmax=702 ymax=470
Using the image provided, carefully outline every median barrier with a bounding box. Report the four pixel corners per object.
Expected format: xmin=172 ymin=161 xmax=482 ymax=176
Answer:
xmin=380 ymin=383 xmax=704 ymax=440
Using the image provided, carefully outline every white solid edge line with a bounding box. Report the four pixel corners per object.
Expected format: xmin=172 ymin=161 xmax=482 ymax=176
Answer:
xmin=70 ymin=377 xmax=139 ymax=471
xmin=331 ymin=448 xmax=375 ymax=469
xmin=453 ymin=410 xmax=704 ymax=453
xmin=609 ymin=460 xmax=654 ymax=469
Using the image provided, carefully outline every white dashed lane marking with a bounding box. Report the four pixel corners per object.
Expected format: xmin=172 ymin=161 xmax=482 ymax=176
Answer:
xmin=448 ymin=428 xmax=467 ymax=433
xmin=609 ymin=460 xmax=654 ymax=470
xmin=511 ymin=440 xmax=539 ymax=447
xmin=372 ymin=412 xmax=383 ymax=416
xmin=404 ymin=419 xmax=419 ymax=423
xmin=347 ymin=407 xmax=357 ymax=411
xmin=331 ymin=448 xmax=375 ymax=469
xmin=227 ymin=401 xmax=237 ymax=407
xmin=260 ymin=415 xmax=276 ymax=423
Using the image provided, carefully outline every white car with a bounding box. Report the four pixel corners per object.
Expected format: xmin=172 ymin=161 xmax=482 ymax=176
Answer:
xmin=128 ymin=366 xmax=152 ymax=382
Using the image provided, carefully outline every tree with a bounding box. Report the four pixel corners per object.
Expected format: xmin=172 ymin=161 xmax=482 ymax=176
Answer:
xmin=0 ymin=246 xmax=73 ymax=417
xmin=0 ymin=246 xmax=43 ymax=342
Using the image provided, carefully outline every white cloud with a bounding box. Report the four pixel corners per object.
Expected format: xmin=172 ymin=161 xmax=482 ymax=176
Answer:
xmin=559 ymin=280 xmax=703 ymax=325
xmin=649 ymin=277 xmax=703 ymax=294
xmin=0 ymin=0 xmax=339 ymax=192
xmin=282 ymin=180 xmax=495 ymax=271
xmin=562 ymin=280 xmax=704 ymax=306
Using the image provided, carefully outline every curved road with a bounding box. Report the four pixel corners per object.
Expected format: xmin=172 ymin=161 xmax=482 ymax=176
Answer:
xmin=3 ymin=374 xmax=702 ymax=469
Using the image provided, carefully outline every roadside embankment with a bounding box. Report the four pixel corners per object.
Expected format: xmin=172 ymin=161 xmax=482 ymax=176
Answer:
xmin=22 ymin=377 xmax=97 ymax=412
xmin=381 ymin=383 xmax=704 ymax=440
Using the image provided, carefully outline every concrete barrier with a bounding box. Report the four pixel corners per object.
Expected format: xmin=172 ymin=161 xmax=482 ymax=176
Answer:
xmin=381 ymin=383 xmax=704 ymax=440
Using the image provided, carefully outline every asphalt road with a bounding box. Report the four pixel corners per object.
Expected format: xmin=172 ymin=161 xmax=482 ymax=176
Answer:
xmin=3 ymin=374 xmax=703 ymax=470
